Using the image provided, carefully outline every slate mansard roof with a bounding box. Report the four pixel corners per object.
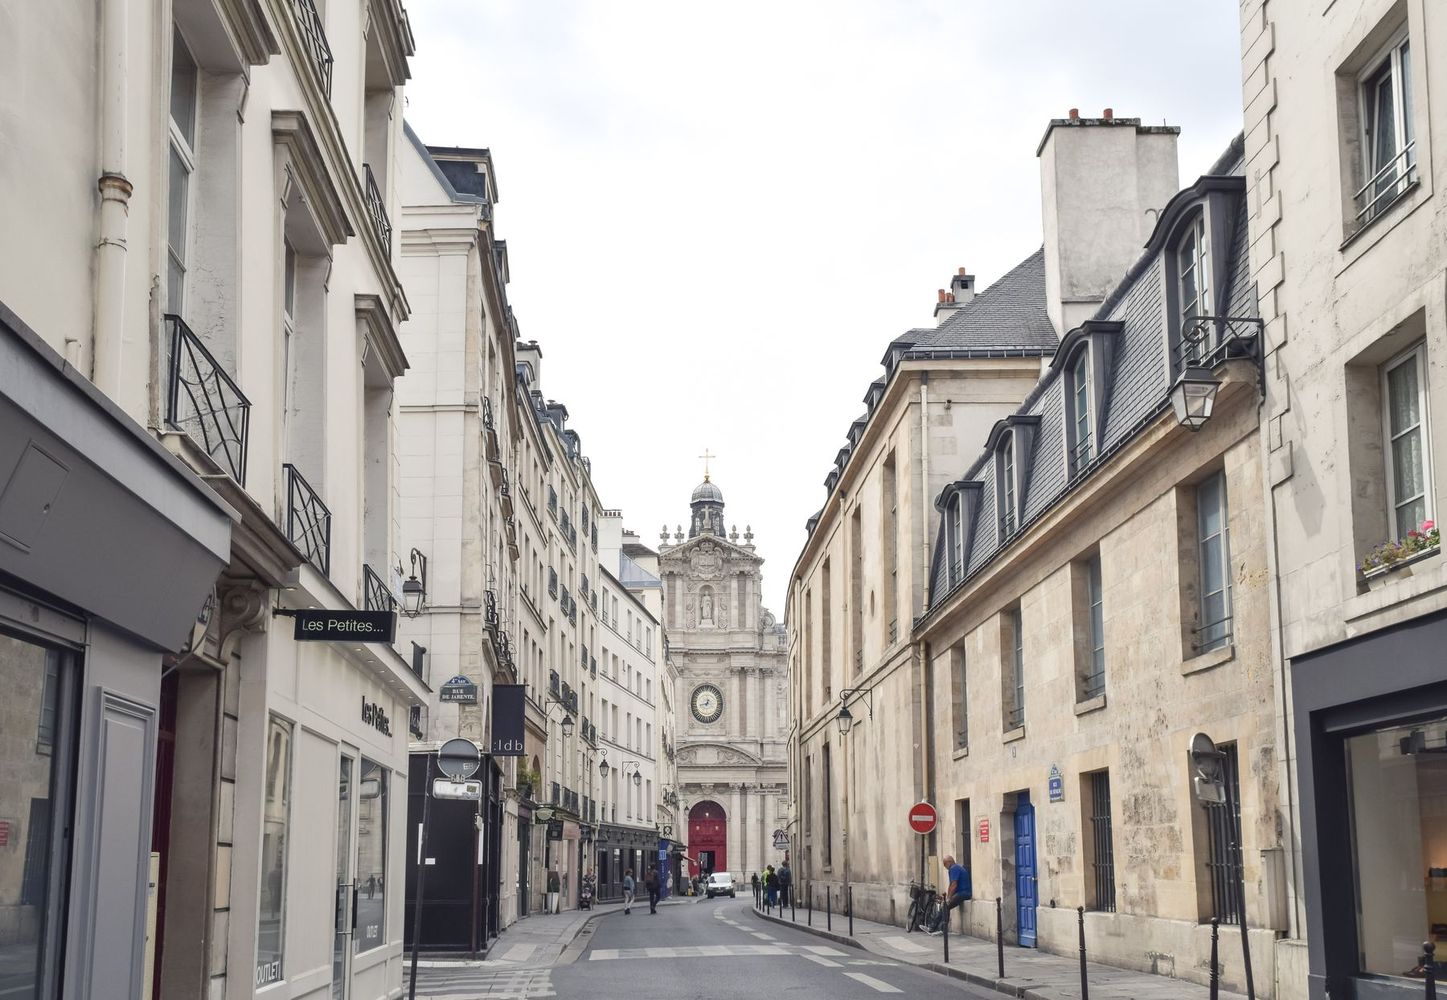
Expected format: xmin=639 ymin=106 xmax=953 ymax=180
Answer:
xmin=925 ymin=134 xmax=1255 ymax=610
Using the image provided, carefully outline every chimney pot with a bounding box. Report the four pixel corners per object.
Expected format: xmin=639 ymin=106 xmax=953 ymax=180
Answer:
xmin=1103 ymin=107 xmax=1113 ymax=121
xmin=937 ymin=289 xmax=948 ymax=303
xmin=1069 ymin=108 xmax=1079 ymax=121
xmin=958 ymin=267 xmax=967 ymax=276
xmin=946 ymin=292 xmax=955 ymax=303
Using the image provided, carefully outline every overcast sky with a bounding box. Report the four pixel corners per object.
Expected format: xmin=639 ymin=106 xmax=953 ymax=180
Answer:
xmin=403 ymin=1 xmax=1245 ymax=613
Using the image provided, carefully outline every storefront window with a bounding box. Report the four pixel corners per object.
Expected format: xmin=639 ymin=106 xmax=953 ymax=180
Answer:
xmin=1347 ymin=714 xmax=1447 ymax=979
xmin=257 ymin=715 xmax=293 ymax=987
xmin=0 ymin=632 xmax=70 ymax=1000
xmin=354 ymin=758 xmax=388 ymax=953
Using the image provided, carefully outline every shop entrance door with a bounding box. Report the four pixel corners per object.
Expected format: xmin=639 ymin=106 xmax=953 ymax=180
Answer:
xmin=332 ymin=756 xmax=355 ymax=1000
xmin=1014 ymin=792 xmax=1037 ymax=948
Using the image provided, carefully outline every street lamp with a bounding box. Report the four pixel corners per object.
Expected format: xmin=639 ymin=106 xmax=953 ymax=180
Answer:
xmin=1170 ymin=367 xmax=1221 ymax=431
xmin=836 ymin=687 xmax=873 ymax=736
xmin=401 ymin=548 xmax=428 ymax=617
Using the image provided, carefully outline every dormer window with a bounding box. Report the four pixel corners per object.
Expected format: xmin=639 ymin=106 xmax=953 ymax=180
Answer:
xmin=947 ymin=494 xmax=965 ymax=586
xmin=998 ymin=436 xmax=1017 ymax=538
xmin=1067 ymin=348 xmax=1093 ymax=477
xmin=1178 ymin=213 xmax=1213 ymax=364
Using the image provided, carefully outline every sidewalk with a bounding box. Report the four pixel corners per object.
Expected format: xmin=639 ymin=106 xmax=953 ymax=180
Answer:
xmin=749 ymin=902 xmax=1248 ymax=1000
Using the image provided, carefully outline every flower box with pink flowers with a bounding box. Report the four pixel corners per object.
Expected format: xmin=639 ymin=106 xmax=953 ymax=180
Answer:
xmin=1359 ymin=520 xmax=1441 ymax=587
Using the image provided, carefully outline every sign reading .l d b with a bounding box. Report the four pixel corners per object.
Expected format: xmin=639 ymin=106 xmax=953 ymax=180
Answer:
xmin=491 ymin=684 xmax=526 ymax=756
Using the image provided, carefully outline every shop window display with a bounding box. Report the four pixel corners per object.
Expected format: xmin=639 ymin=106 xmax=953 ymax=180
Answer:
xmin=354 ymin=758 xmax=388 ymax=953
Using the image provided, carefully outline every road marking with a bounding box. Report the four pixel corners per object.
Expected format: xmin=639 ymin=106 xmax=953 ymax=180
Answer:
xmin=843 ymin=972 xmax=903 ymax=993
xmin=500 ymin=943 xmax=538 ymax=962
xmin=803 ymin=955 xmax=843 ymax=968
xmin=804 ymin=945 xmax=847 ymax=956
xmin=881 ymin=935 xmax=931 ymax=954
xmin=751 ymin=932 xmax=775 ymax=940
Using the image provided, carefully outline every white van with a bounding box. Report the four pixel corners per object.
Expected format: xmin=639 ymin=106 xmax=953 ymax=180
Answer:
xmin=705 ymin=872 xmax=737 ymax=898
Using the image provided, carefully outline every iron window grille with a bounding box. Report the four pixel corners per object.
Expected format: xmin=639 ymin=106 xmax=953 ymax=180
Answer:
xmin=165 ymin=315 xmax=250 ymax=485
xmin=549 ymin=670 xmax=560 ymax=697
xmin=283 ymin=463 xmax=331 ymax=575
xmin=548 ymin=486 xmax=558 ymax=517
xmin=1203 ymin=743 xmax=1245 ymax=924
xmin=289 ymin=0 xmax=333 ymax=95
xmin=1356 ymin=35 xmax=1416 ymax=227
xmin=548 ymin=568 xmax=558 ymax=599
xmin=363 ymin=564 xmax=397 ymax=614
xmin=1089 ymin=771 xmax=1117 ymax=912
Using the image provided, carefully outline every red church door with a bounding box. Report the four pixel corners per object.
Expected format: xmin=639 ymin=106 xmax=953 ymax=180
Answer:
xmin=688 ymin=801 xmax=727 ymax=876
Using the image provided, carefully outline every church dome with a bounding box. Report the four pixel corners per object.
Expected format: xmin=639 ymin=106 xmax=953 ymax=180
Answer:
xmin=691 ymin=479 xmax=724 ymax=505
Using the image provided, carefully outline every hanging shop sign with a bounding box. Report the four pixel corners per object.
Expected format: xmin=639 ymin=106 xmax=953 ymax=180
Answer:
xmin=491 ymin=684 xmax=526 ymax=756
xmin=547 ymin=818 xmax=564 ymax=841
xmin=439 ymin=675 xmax=479 ymax=704
xmin=1048 ymin=764 xmax=1065 ymax=803
xmin=290 ymin=609 xmax=396 ymax=643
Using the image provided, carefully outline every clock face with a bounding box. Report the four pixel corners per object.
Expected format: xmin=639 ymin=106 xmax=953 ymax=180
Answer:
xmin=691 ymin=684 xmax=724 ymax=724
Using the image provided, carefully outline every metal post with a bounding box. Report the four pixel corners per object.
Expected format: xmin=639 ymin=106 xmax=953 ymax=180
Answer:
xmin=1209 ymin=919 xmax=1220 ymax=1000
xmin=943 ymin=899 xmax=950 ymax=963
xmin=407 ymin=755 xmax=434 ymax=1000
xmin=1233 ymin=839 xmax=1256 ymax=1000
xmin=995 ymin=896 xmax=1005 ymax=980
xmin=1077 ymin=907 xmax=1089 ymax=1000
xmin=1424 ymin=941 xmax=1437 ymax=1000
xmin=792 ymin=887 xmax=797 ymax=923
xmin=808 ymin=882 xmax=813 ymax=926
xmin=827 ymin=885 xmax=832 ymax=931
xmin=848 ymin=884 xmax=854 ymax=937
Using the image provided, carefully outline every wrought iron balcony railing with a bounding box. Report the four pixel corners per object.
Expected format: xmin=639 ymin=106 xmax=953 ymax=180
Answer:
xmin=484 ymin=589 xmax=499 ymax=633
xmin=363 ymin=563 xmax=396 ymax=613
xmin=290 ymin=0 xmax=334 ymax=95
xmin=549 ymin=670 xmax=560 ymax=697
xmin=284 ymin=464 xmax=331 ymax=574
xmin=1355 ymin=141 xmax=1417 ymax=226
xmin=363 ymin=164 xmax=392 ymax=249
xmin=165 ymin=315 xmax=250 ymax=485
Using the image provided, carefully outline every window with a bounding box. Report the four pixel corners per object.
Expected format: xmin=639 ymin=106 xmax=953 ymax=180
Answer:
xmin=36 ymin=656 xmax=58 ymax=753
xmin=1383 ymin=343 xmax=1432 ymax=538
xmin=1086 ymin=770 xmax=1116 ymax=912
xmin=949 ymin=644 xmax=968 ymax=750
xmin=1068 ymin=350 xmax=1093 ymax=476
xmin=1196 ymin=472 xmax=1233 ymax=651
xmin=1346 ymin=714 xmax=1447 ymax=977
xmin=1003 ymin=607 xmax=1024 ymax=731
xmin=258 ymin=715 xmax=294 ymax=986
xmin=1357 ymin=33 xmax=1415 ymax=225
xmin=946 ymin=494 xmax=965 ymax=587
xmin=167 ymin=31 xmax=199 ymax=315
xmin=1178 ymin=214 xmax=1212 ymax=364
xmin=1202 ymin=742 xmax=1244 ymax=924
xmin=822 ymin=743 xmax=833 ymax=868
xmin=353 ymin=758 xmax=388 ymax=953
xmin=1081 ymin=555 xmax=1106 ymax=699
xmin=998 ymin=438 xmax=1017 ymax=538
xmin=955 ymin=798 xmax=972 ymax=874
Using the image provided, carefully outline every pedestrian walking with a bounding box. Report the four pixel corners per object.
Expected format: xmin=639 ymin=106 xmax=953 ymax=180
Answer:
xmin=645 ymin=865 xmax=660 ymax=914
xmin=777 ymin=861 xmax=792 ymax=908
xmin=622 ymin=868 xmax=635 ymax=915
xmin=928 ymin=855 xmax=971 ymax=935
xmin=751 ymin=872 xmax=761 ymax=907
xmin=764 ymin=865 xmax=778 ymax=909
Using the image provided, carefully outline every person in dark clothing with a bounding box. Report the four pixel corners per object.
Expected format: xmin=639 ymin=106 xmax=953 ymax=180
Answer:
xmin=929 ymin=855 xmax=971 ymax=934
xmin=644 ymin=865 xmax=660 ymax=913
xmin=763 ymin=866 xmax=778 ymax=909
xmin=777 ymin=862 xmax=792 ymax=907
xmin=751 ymin=872 xmax=762 ymax=907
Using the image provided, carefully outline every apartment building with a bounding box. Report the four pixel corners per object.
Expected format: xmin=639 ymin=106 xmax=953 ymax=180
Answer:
xmin=0 ymin=2 xmax=424 ymax=998
xmin=1241 ymin=0 xmax=1447 ymax=996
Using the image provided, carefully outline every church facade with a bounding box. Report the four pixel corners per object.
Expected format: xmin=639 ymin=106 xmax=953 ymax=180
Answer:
xmin=659 ymin=478 xmax=789 ymax=881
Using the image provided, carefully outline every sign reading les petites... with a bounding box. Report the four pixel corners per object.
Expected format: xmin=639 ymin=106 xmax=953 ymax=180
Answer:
xmin=292 ymin=609 xmax=396 ymax=643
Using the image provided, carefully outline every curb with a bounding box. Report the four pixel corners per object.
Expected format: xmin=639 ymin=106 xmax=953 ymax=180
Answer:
xmin=748 ymin=903 xmax=1035 ymax=998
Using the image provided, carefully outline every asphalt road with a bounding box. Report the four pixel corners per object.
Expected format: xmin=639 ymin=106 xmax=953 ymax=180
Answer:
xmin=549 ymin=897 xmax=995 ymax=1000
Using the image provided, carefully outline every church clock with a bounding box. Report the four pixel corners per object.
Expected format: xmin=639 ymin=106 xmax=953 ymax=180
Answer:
xmin=690 ymin=683 xmax=724 ymax=724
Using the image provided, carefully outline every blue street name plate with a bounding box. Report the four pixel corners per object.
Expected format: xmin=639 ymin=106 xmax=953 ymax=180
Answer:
xmin=292 ymin=609 xmax=396 ymax=643
xmin=1048 ymin=764 xmax=1065 ymax=803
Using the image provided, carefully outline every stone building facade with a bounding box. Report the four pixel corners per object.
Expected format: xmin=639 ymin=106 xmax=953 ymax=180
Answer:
xmin=660 ymin=480 xmax=788 ymax=880
xmin=1241 ymin=0 xmax=1447 ymax=996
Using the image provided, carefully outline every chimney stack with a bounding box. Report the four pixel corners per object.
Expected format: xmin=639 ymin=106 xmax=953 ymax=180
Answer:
xmin=933 ymin=266 xmax=975 ymax=324
xmin=1037 ymin=109 xmax=1179 ymax=336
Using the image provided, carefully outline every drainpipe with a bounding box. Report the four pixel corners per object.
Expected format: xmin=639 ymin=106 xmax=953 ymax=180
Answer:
xmin=93 ymin=0 xmax=132 ymax=395
xmin=918 ymin=379 xmax=933 ymax=824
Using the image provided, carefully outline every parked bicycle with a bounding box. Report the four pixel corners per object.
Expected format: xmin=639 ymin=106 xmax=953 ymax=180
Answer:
xmin=905 ymin=881 xmax=942 ymax=934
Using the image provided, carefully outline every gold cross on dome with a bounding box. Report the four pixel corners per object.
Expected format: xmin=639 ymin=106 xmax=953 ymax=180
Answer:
xmin=699 ymin=449 xmax=716 ymax=481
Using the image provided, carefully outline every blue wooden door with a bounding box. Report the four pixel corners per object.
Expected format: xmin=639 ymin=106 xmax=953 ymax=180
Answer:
xmin=1014 ymin=793 xmax=1037 ymax=947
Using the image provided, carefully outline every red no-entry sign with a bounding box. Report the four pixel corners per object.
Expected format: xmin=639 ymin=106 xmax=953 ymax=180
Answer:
xmin=908 ymin=801 xmax=937 ymax=835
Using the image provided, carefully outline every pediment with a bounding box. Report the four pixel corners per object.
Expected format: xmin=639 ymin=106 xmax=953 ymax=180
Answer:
xmin=662 ymin=534 xmax=762 ymax=568
xmin=676 ymin=742 xmax=762 ymax=767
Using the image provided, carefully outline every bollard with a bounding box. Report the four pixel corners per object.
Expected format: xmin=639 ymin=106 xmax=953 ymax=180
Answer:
xmin=1209 ymin=919 xmax=1220 ymax=1000
xmin=995 ymin=896 xmax=1005 ymax=980
xmin=1077 ymin=907 xmax=1089 ymax=1000
xmin=808 ymin=883 xmax=813 ymax=926
xmin=848 ymin=885 xmax=854 ymax=937
xmin=792 ymin=888 xmax=797 ymax=923
xmin=942 ymin=899 xmax=950 ymax=964
xmin=827 ymin=885 xmax=832 ymax=932
xmin=1424 ymin=941 xmax=1438 ymax=1000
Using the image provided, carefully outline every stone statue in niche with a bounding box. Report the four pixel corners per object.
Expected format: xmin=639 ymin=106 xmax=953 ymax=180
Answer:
xmin=700 ymin=587 xmax=714 ymax=623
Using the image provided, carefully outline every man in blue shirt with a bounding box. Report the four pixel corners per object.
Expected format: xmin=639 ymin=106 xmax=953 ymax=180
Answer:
xmin=929 ymin=855 xmax=971 ymax=934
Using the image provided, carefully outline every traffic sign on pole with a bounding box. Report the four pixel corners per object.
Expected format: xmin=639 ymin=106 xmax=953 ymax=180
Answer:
xmin=437 ymin=738 xmax=481 ymax=781
xmin=908 ymin=801 xmax=937 ymax=835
